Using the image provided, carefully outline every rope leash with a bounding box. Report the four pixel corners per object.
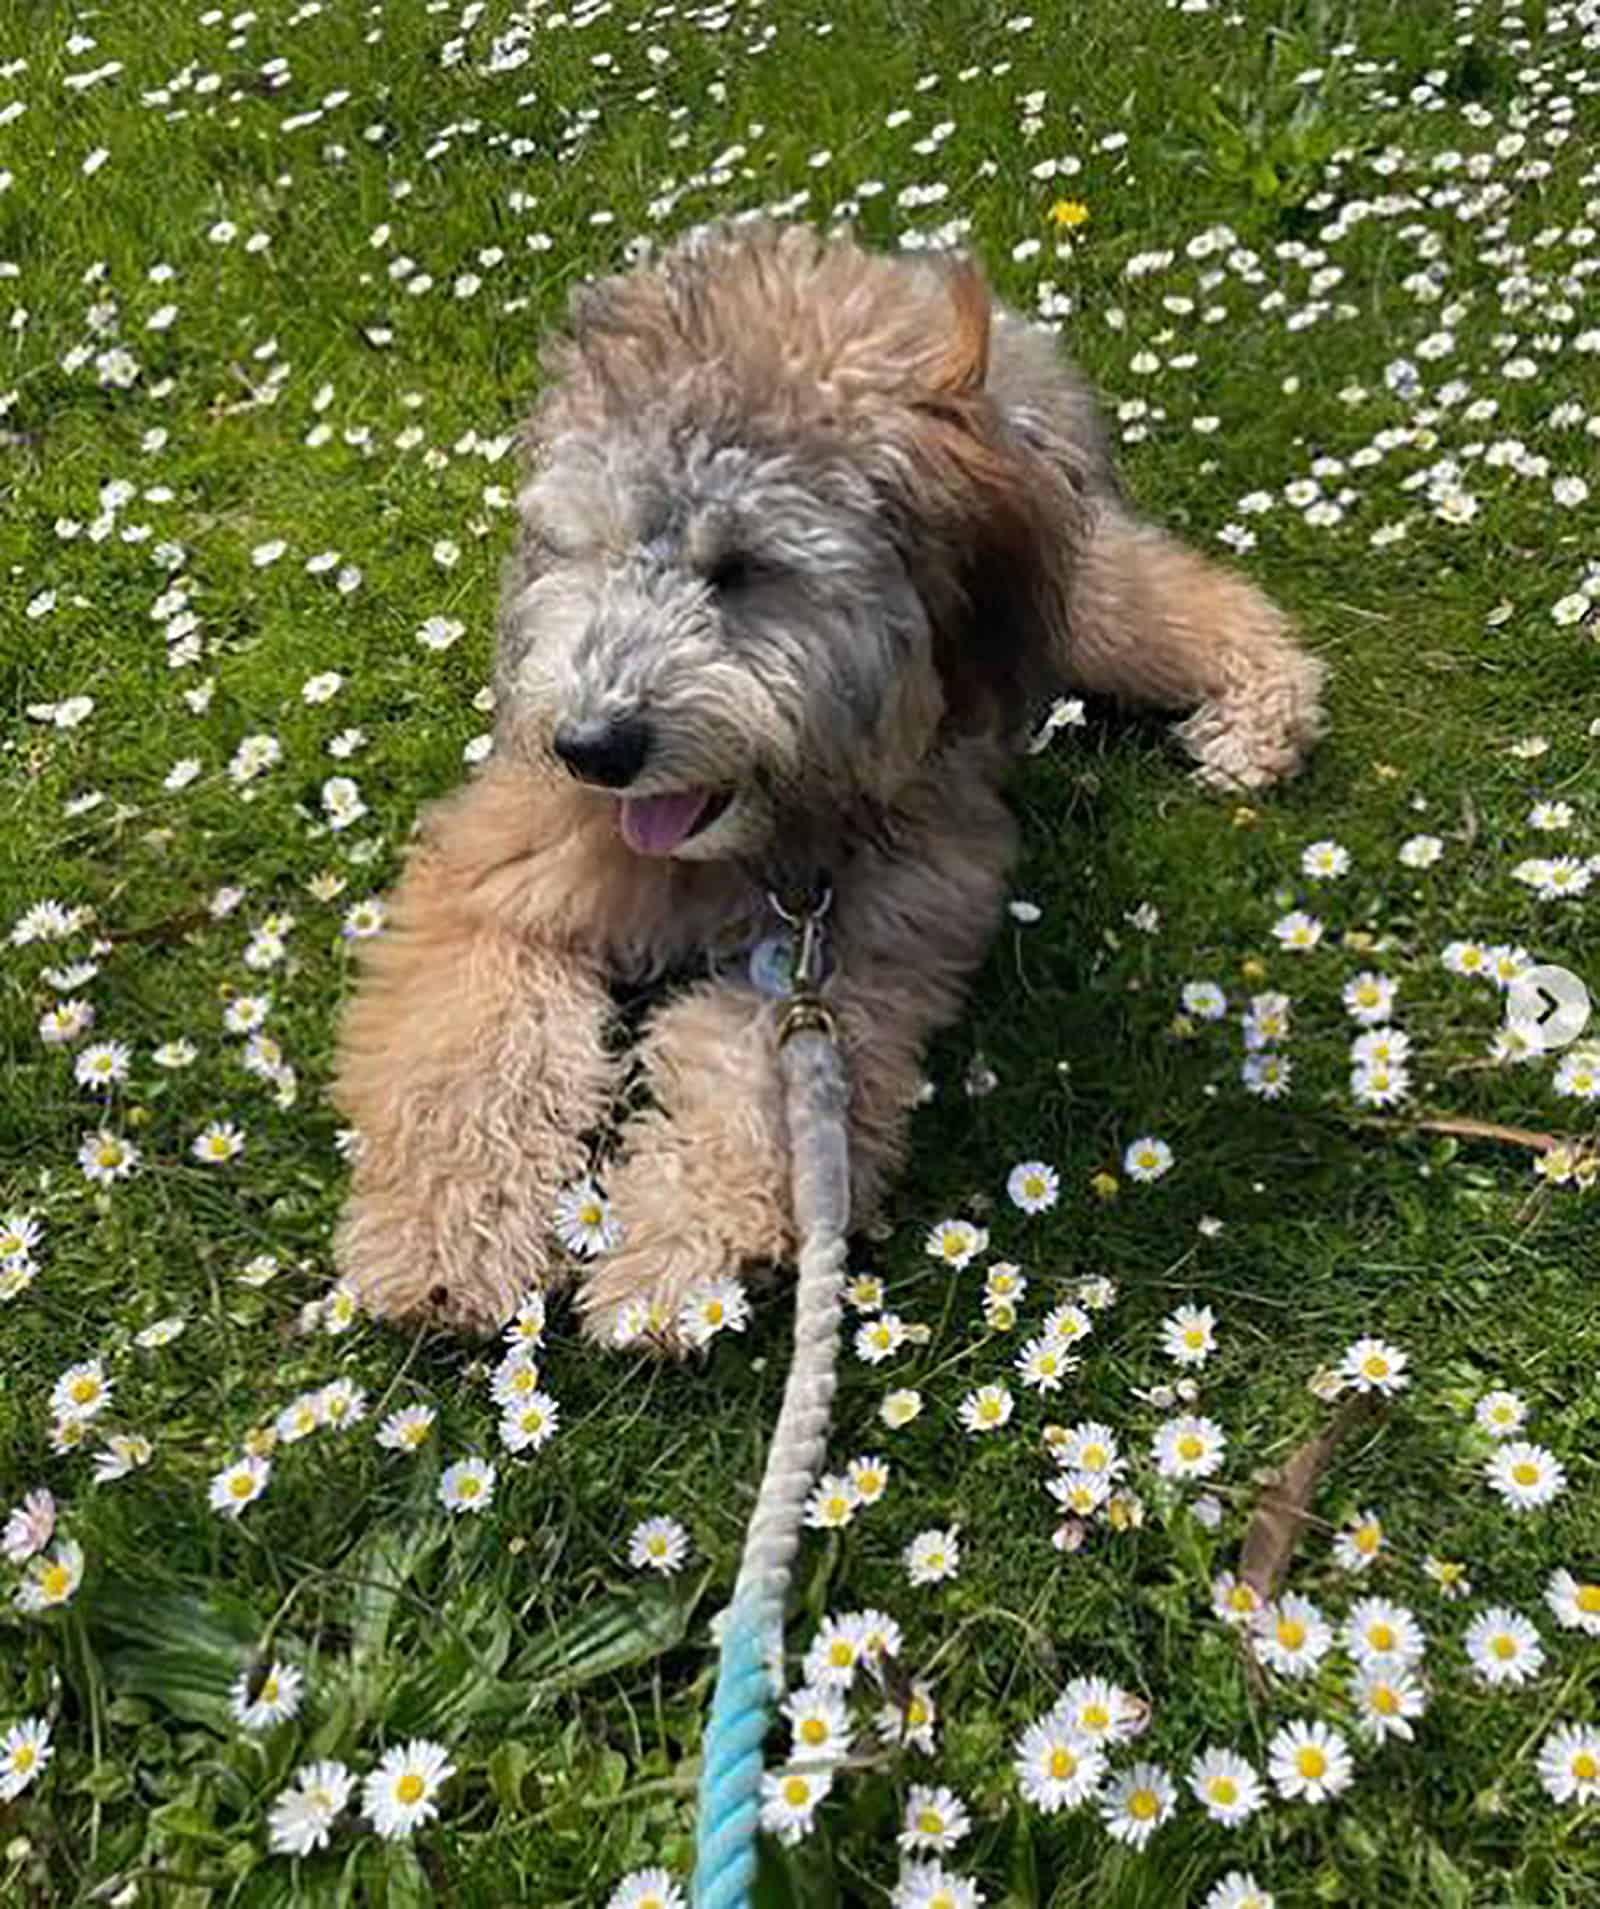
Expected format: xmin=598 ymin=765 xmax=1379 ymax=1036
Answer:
xmin=692 ymin=888 xmax=850 ymax=1909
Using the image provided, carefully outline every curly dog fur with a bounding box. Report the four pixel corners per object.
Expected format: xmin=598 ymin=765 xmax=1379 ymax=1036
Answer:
xmin=332 ymin=221 xmax=1325 ymax=1347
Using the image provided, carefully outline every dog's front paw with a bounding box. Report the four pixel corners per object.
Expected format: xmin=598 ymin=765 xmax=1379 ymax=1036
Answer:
xmin=335 ymin=1173 xmax=548 ymax=1336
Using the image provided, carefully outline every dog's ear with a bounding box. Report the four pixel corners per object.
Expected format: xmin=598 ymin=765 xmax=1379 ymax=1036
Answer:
xmin=923 ymin=257 xmax=992 ymax=397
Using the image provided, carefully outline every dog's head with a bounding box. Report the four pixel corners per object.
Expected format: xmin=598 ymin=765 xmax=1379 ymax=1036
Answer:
xmin=496 ymin=223 xmax=1068 ymax=872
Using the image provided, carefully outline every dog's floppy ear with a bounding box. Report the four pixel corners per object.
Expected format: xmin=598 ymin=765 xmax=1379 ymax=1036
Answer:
xmin=864 ymin=261 xmax=1066 ymax=738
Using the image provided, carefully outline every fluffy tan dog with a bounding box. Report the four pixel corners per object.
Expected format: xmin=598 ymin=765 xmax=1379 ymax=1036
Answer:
xmin=332 ymin=221 xmax=1324 ymax=1347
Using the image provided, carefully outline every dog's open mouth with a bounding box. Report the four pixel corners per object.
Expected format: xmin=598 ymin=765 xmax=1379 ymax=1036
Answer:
xmin=617 ymin=788 xmax=732 ymax=855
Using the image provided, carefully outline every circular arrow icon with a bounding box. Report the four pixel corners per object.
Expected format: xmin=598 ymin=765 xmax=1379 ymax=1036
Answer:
xmin=1506 ymin=964 xmax=1591 ymax=1054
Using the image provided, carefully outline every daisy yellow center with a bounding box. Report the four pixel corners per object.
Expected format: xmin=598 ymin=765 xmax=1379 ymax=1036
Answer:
xmin=1355 ymin=1525 xmax=1380 ymax=1553
xmin=907 ymin=1698 xmax=928 ymax=1726
xmin=1491 ymin=1635 xmax=1516 ymax=1659
xmin=979 ymin=1400 xmax=1001 ymax=1422
xmin=1135 ymin=1151 xmax=1157 ymax=1170
xmin=1296 ymin=1746 xmax=1327 ymax=1780
xmin=1512 ymin=1462 xmax=1539 ymax=1486
xmin=260 ymin=1674 xmax=279 ymax=1702
xmin=395 ymin=1772 xmax=425 ymax=1805
xmin=458 ymin=1476 xmax=482 ymax=1497
xmin=704 ymin=1301 xmax=724 ymax=1324
xmin=1276 ymin=1618 xmax=1306 ymax=1650
xmin=1576 ymin=1585 xmax=1600 ymax=1614
xmin=1025 ymin=1176 xmax=1044 ymax=1196
xmin=1208 ymin=1776 xmax=1238 ymax=1805
xmin=70 ymin=1377 xmax=99 ymax=1403
xmin=1373 ymin=1685 xmax=1399 ymax=1715
xmin=326 ymin=1398 xmax=348 ymax=1421
xmin=800 ymin=1719 xmax=827 ymax=1746
xmin=829 ymin=1642 xmax=854 ymax=1666
xmin=1368 ymin=1623 xmax=1394 ymax=1650
xmin=1183 ymin=1328 xmax=1205 ymax=1347
xmin=97 ymin=1146 xmax=122 ymax=1168
xmin=782 ymin=1776 xmax=810 ymax=1808
xmin=1573 ymin=1752 xmax=1599 ymax=1781
xmin=917 ymin=1809 xmax=944 ymax=1835
xmin=1361 ymin=1354 xmax=1390 ymax=1379
xmin=40 ymin=1564 xmax=71 ymax=1599
xmin=1082 ymin=1703 xmax=1110 ymax=1730
xmin=228 ymin=1473 xmax=256 ymax=1499
xmin=1128 ymin=1788 xmax=1159 ymax=1821
xmin=924 ymin=1550 xmax=946 ymax=1571
xmin=1227 ymin=1588 xmax=1256 ymax=1613
xmin=1049 ymin=1747 xmax=1077 ymax=1779
xmin=647 ymin=1537 xmax=668 ymax=1556
xmin=13 ymin=1744 xmax=36 ymax=1772
xmin=578 ymin=1202 xmax=602 ymax=1227
xmin=1177 ymin=1434 xmax=1205 ymax=1461
xmin=1081 ymin=1444 xmax=1107 ymax=1470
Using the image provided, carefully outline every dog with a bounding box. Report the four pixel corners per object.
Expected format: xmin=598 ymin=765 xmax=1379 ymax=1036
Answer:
xmin=331 ymin=220 xmax=1324 ymax=1348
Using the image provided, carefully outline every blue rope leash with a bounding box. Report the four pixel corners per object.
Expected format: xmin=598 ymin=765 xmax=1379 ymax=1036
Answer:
xmin=691 ymin=1611 xmax=772 ymax=1908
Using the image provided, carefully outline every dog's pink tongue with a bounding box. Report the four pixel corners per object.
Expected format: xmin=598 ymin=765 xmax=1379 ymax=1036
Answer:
xmin=618 ymin=790 xmax=712 ymax=855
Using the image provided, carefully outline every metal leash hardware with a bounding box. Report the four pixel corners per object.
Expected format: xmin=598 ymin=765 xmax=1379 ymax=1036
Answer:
xmin=766 ymin=879 xmax=836 ymax=1046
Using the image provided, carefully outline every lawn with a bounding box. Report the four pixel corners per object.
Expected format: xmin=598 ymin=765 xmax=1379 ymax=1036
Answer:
xmin=2 ymin=0 xmax=1598 ymax=1903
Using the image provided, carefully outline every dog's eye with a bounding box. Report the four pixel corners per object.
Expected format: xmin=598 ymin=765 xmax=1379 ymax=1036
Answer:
xmin=706 ymin=552 xmax=754 ymax=592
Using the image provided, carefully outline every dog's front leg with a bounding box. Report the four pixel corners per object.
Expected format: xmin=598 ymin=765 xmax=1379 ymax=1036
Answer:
xmin=332 ymin=761 xmax=618 ymax=1333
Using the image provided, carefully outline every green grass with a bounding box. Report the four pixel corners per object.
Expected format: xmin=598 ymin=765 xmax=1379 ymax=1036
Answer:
xmin=2 ymin=0 xmax=1599 ymax=1903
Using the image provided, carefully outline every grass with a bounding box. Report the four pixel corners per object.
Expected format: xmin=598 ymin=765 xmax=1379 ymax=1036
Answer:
xmin=2 ymin=0 xmax=1599 ymax=1903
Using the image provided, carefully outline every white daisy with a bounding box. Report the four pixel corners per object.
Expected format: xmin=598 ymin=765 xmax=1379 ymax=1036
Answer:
xmin=1342 ymin=972 xmax=1398 ymax=1024
xmin=846 ymin=1455 xmax=891 ymax=1506
xmin=553 ymin=1179 xmax=622 ymax=1256
xmin=880 ymin=1388 xmax=923 ymax=1429
xmin=1099 ymin=1761 xmax=1175 ymax=1848
xmin=1463 ymin=1607 xmax=1545 ymax=1686
xmin=606 ymin=1869 xmax=686 ymax=1909
xmin=1013 ymin=1715 xmax=1106 ymax=1811
xmin=363 ymin=1738 xmax=455 ymax=1840
xmin=208 ymin=1456 xmax=270 ymax=1519
xmin=1537 ymin=1722 xmax=1600 ymax=1804
xmin=1152 ymin=1413 xmax=1227 ymax=1480
xmin=437 ymin=1456 xmax=496 ymax=1513
xmin=3 ymin=1490 xmax=56 ymax=1563
xmin=375 ymin=1404 xmax=436 ymax=1453
xmin=903 ymin=1528 xmax=961 ymax=1587
xmin=1041 ymin=1302 xmax=1093 ymax=1347
xmin=1344 ymin=1597 xmax=1426 ymax=1669
xmin=803 ymin=1613 xmax=872 ymax=1689
xmin=889 ymin=1862 xmax=985 ymax=1909
xmin=15 ymin=1539 xmax=86 ymax=1613
xmin=0 ymin=1717 xmax=53 ymax=1802
xmin=781 ymin=1685 xmax=853 ymax=1765
xmin=678 ymin=1279 xmax=751 ymax=1348
xmin=628 ymin=1516 xmax=690 ymax=1576
xmin=1015 ymin=1337 xmax=1076 ymax=1392
xmin=898 ymin=1783 xmax=971 ymax=1853
xmin=1203 ymin=1872 xmax=1275 ymax=1909
xmin=1006 ymin=1160 xmax=1059 ymax=1213
xmin=1122 ymin=1136 xmax=1173 ymax=1182
xmin=958 ymin=1384 xmax=1014 ymax=1435
xmin=1474 ymin=1389 xmax=1527 ymax=1438
xmin=803 ymin=1473 xmax=861 ymax=1530
xmin=1187 ymin=1745 xmax=1266 ymax=1827
xmin=758 ymin=1764 xmax=831 ymax=1846
xmin=1301 ymin=840 xmax=1350 ymax=880
xmin=78 ymin=1128 xmax=140 ymax=1183
xmin=51 ymin=1359 xmax=112 ymax=1422
xmin=1349 ymin=1664 xmax=1427 ymax=1743
xmin=267 ymin=1759 xmax=355 ymax=1856
xmin=1049 ymin=1675 xmax=1143 ymax=1746
xmin=924 ymin=1218 xmax=988 ymax=1269
xmin=1252 ymin=1593 xmax=1333 ymax=1678
xmin=1332 ymin=1509 xmax=1385 ymax=1572
xmin=192 ymin=1120 xmax=245 ymax=1163
xmin=230 ymin=1660 xmax=305 ymax=1731
xmin=1271 ymin=910 xmax=1323 ymax=952
xmin=1337 ymin=1336 xmax=1409 ymax=1395
xmin=1545 ymin=1569 xmax=1600 ymax=1637
xmin=1485 ymin=1440 xmax=1566 ymax=1510
xmin=1161 ymin=1303 xmax=1217 ymax=1366
xmin=1181 ymin=981 xmax=1228 ymax=1020
xmin=499 ymin=1393 xmax=559 ymax=1453
xmin=1267 ymin=1719 xmax=1353 ymax=1803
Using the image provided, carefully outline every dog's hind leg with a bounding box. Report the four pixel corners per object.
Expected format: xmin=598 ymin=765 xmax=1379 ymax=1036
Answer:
xmin=332 ymin=761 xmax=618 ymax=1334
xmin=1060 ymin=507 xmax=1326 ymax=791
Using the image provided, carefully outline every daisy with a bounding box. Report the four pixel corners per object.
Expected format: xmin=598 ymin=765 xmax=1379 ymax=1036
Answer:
xmin=846 ymin=1454 xmax=890 ymax=1505
xmin=1212 ymin=1573 xmax=1265 ymax=1628
xmin=984 ymin=1262 xmax=1026 ymax=1302
xmin=192 ymin=1120 xmax=245 ymax=1163
xmin=15 ymin=1539 xmax=86 ymax=1613
xmin=1463 ymin=1607 xmax=1545 ymax=1686
xmin=1050 ymin=1675 xmax=1142 ymax=1746
xmin=1350 ymin=1059 xmax=1411 ymax=1108
xmin=844 ymin=1271 xmax=885 ymax=1311
xmin=904 ymin=1527 xmax=961 ymax=1587
xmin=1241 ymin=1052 xmax=1292 ymax=1099
xmin=1545 ymin=1568 xmax=1600 ymax=1637
xmin=500 ymin=1287 xmax=546 ymax=1349
xmin=274 ymin=1394 xmax=324 ymax=1444
xmin=78 ymin=1128 xmax=140 ymax=1183
xmin=678 ymin=1279 xmax=751 ymax=1348
xmin=1332 ymin=1509 xmax=1385 ymax=1572
xmin=1122 ymin=1136 xmax=1173 ymax=1182
xmin=1338 ymin=1336 xmax=1409 ymax=1395
xmin=1442 ymin=939 xmax=1492 ymax=978
xmin=51 ymin=1359 xmax=112 ymax=1421
xmin=1160 ymin=1304 xmax=1217 ymax=1367
xmin=1253 ymin=1593 xmax=1333 ymax=1677
xmin=856 ymin=1313 xmax=909 ymax=1364
xmin=0 ymin=1211 xmax=41 ymax=1265
xmin=438 ymin=1456 xmax=496 ymax=1513
xmin=958 ymin=1384 xmax=1013 ymax=1435
xmin=781 ymin=1686 xmax=853 ymax=1765
xmin=1203 ymin=1873 xmax=1275 ymax=1909
xmin=606 ymin=1870 xmax=686 ymax=1909
xmin=1041 ymin=1302 xmax=1093 ymax=1347
xmin=1271 ymin=910 xmax=1323 ymax=952
xmin=1399 ymin=834 xmax=1443 ymax=869
xmin=878 ymin=1681 xmax=938 ymax=1756
xmin=0 ymin=1717 xmax=52 ymax=1802
xmin=93 ymin=1433 xmax=154 ymax=1484
xmin=1099 ymin=1761 xmax=1176 ymax=1848
xmin=1474 ymin=1390 xmax=1527 ymax=1437
xmin=74 ymin=1040 xmax=131 ymax=1090
xmin=491 ymin=1349 xmax=543 ymax=1405
xmin=1485 ymin=1440 xmax=1566 ymax=1510
xmin=1344 ymin=1597 xmax=1426 ymax=1669
xmin=880 ymin=1388 xmax=923 ymax=1428
xmin=899 ymin=1783 xmax=971 ymax=1853
xmin=1006 ymin=1160 xmax=1058 ymax=1213
xmin=1187 ymin=1745 xmax=1266 ymax=1827
xmin=1301 ymin=840 xmax=1350 ymax=879
xmin=628 ymin=1516 xmax=690 ymax=1575
xmin=267 ymin=1757 xmax=357 ymax=1856
xmin=1342 ymin=972 xmax=1397 ymax=1024
xmin=802 ymin=1612 xmax=871 ymax=1689
xmin=803 ymin=1473 xmax=861 ymax=1530
xmin=890 ymin=1859 xmax=986 ymax=1909
xmin=1016 ymin=1337 xmax=1075 ymax=1392
xmin=1181 ymin=981 xmax=1228 ymax=1020
xmin=1048 ymin=1470 xmax=1110 ymax=1517
xmin=1013 ymin=1713 xmax=1105 ymax=1811
xmin=209 ymin=1456 xmax=270 ymax=1519
xmin=134 ymin=1315 xmax=186 ymax=1349
xmin=1536 ymin=1722 xmax=1600 ymax=1804
xmin=363 ymin=1738 xmax=454 ymax=1840
xmin=553 ymin=1179 xmax=622 ymax=1256
xmin=1350 ymin=1664 xmax=1427 ymax=1743
xmin=2 ymin=1489 xmax=56 ymax=1564
xmin=499 ymin=1392 xmax=560 ymax=1452
xmin=376 ymin=1404 xmax=436 ymax=1452
xmin=853 ymin=1608 xmax=903 ymax=1669
xmin=1153 ymin=1414 xmax=1227 ymax=1481
xmin=1267 ymin=1719 xmax=1354 ymax=1803
xmin=317 ymin=1379 xmax=368 ymax=1431
xmin=230 ymin=1660 xmax=304 ymax=1731
xmin=1053 ymin=1421 xmax=1122 ymax=1479
xmin=758 ymin=1764 xmax=831 ymax=1846
xmin=1351 ymin=1026 xmax=1411 ymax=1066
xmin=924 ymin=1219 xmax=988 ymax=1269
xmin=1553 ymin=1051 xmax=1600 ymax=1099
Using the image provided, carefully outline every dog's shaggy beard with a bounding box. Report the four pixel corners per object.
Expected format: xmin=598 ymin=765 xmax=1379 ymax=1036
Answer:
xmin=496 ymin=432 xmax=947 ymax=885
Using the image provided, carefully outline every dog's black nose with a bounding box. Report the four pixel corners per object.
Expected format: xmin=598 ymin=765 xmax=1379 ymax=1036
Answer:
xmin=552 ymin=715 xmax=652 ymax=788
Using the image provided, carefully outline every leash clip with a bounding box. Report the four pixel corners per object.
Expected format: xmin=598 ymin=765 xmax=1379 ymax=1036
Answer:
xmin=765 ymin=881 xmax=836 ymax=1044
